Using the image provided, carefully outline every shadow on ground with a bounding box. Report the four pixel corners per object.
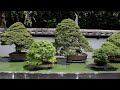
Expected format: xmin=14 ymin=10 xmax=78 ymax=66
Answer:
xmin=23 ymin=65 xmax=53 ymax=71
xmin=86 ymin=64 xmax=118 ymax=71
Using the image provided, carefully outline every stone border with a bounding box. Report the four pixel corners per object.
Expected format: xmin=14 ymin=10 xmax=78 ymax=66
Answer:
xmin=0 ymin=71 xmax=120 ymax=79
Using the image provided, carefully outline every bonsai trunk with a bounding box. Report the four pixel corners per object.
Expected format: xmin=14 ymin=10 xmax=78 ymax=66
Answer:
xmin=9 ymin=44 xmax=26 ymax=61
xmin=15 ymin=44 xmax=22 ymax=53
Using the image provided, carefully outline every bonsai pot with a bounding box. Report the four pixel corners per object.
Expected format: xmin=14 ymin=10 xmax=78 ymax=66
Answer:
xmin=9 ymin=52 xmax=26 ymax=61
xmin=94 ymin=60 xmax=107 ymax=66
xmin=67 ymin=53 xmax=87 ymax=63
xmin=34 ymin=64 xmax=53 ymax=69
xmin=108 ymin=55 xmax=120 ymax=62
xmin=30 ymin=61 xmax=53 ymax=69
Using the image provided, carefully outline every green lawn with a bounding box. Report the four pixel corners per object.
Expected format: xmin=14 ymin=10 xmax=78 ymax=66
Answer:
xmin=0 ymin=58 xmax=120 ymax=72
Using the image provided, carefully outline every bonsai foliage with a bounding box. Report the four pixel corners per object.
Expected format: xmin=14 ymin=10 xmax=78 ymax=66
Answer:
xmin=101 ymin=31 xmax=120 ymax=56
xmin=0 ymin=22 xmax=34 ymax=52
xmin=93 ymin=48 xmax=108 ymax=65
xmin=26 ymin=40 xmax=56 ymax=66
xmin=93 ymin=41 xmax=118 ymax=64
xmin=93 ymin=31 xmax=120 ymax=65
xmin=54 ymin=18 xmax=93 ymax=56
xmin=107 ymin=32 xmax=120 ymax=47
xmin=101 ymin=41 xmax=120 ymax=56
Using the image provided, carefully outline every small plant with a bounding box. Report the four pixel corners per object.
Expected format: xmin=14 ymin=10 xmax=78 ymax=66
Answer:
xmin=93 ymin=48 xmax=108 ymax=66
xmin=54 ymin=18 xmax=93 ymax=56
xmin=0 ymin=22 xmax=34 ymax=53
xmin=26 ymin=40 xmax=56 ymax=66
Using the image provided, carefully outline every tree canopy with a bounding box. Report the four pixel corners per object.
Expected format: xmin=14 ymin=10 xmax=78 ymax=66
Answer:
xmin=1 ymin=11 xmax=120 ymax=30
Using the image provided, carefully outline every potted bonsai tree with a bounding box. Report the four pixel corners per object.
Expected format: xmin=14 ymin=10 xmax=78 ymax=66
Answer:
xmin=93 ymin=48 xmax=108 ymax=66
xmin=105 ymin=32 xmax=120 ymax=62
xmin=0 ymin=22 xmax=34 ymax=61
xmin=26 ymin=40 xmax=56 ymax=69
xmin=54 ymin=18 xmax=93 ymax=62
xmin=92 ymin=41 xmax=119 ymax=66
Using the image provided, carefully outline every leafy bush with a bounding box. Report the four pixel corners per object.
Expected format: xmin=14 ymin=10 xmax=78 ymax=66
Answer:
xmin=26 ymin=40 xmax=56 ymax=66
xmin=0 ymin=22 xmax=34 ymax=52
xmin=93 ymin=48 xmax=108 ymax=65
xmin=54 ymin=18 xmax=93 ymax=56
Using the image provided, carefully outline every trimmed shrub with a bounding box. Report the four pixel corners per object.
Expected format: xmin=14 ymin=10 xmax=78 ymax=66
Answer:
xmin=26 ymin=40 xmax=56 ymax=66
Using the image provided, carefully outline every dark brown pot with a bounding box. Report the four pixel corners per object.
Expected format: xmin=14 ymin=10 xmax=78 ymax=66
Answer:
xmin=67 ymin=53 xmax=87 ymax=62
xmin=9 ymin=52 xmax=26 ymax=61
xmin=33 ymin=64 xmax=53 ymax=69
xmin=108 ymin=55 xmax=120 ymax=62
xmin=94 ymin=60 xmax=107 ymax=66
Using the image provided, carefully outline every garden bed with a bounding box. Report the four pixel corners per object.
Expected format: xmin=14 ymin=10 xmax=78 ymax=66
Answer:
xmin=0 ymin=58 xmax=120 ymax=72
xmin=0 ymin=58 xmax=120 ymax=79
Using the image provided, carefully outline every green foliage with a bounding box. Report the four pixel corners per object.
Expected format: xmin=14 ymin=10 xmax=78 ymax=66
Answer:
xmin=107 ymin=32 xmax=120 ymax=47
xmin=92 ymin=48 xmax=108 ymax=64
xmin=101 ymin=41 xmax=120 ymax=56
xmin=4 ymin=11 xmax=120 ymax=29
xmin=104 ymin=32 xmax=120 ymax=56
xmin=0 ymin=22 xmax=34 ymax=52
xmin=26 ymin=40 xmax=56 ymax=66
xmin=93 ymin=31 xmax=120 ymax=65
xmin=10 ymin=11 xmax=37 ymax=27
xmin=54 ymin=18 xmax=93 ymax=56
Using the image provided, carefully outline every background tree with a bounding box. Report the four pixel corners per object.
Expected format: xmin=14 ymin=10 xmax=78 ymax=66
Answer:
xmin=1 ymin=11 xmax=120 ymax=30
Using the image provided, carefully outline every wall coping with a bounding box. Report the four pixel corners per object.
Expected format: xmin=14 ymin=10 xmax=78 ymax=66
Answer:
xmin=0 ymin=28 xmax=119 ymax=37
xmin=0 ymin=71 xmax=120 ymax=79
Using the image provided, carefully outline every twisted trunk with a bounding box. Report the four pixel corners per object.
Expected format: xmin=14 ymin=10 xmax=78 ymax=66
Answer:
xmin=15 ymin=44 xmax=22 ymax=53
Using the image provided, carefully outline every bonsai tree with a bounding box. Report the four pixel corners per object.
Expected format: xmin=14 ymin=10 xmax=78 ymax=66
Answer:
xmin=54 ymin=18 xmax=93 ymax=56
xmin=92 ymin=31 xmax=120 ymax=66
xmin=106 ymin=32 xmax=120 ymax=47
xmin=100 ymin=32 xmax=120 ymax=62
xmin=0 ymin=22 xmax=34 ymax=53
xmin=93 ymin=48 xmax=108 ymax=66
xmin=26 ymin=40 xmax=56 ymax=68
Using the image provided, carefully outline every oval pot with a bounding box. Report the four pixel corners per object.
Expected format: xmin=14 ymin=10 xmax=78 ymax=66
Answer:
xmin=9 ymin=52 xmax=26 ymax=61
xmin=67 ymin=53 xmax=87 ymax=62
xmin=33 ymin=64 xmax=53 ymax=69
xmin=94 ymin=60 xmax=107 ymax=66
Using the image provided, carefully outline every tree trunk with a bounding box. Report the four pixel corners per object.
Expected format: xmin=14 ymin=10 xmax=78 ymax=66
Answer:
xmin=0 ymin=11 xmax=6 ymax=29
xmin=15 ymin=44 xmax=22 ymax=53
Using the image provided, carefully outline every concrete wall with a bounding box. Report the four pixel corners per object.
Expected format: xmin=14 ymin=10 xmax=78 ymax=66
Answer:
xmin=0 ymin=71 xmax=120 ymax=79
xmin=0 ymin=36 xmax=107 ymax=57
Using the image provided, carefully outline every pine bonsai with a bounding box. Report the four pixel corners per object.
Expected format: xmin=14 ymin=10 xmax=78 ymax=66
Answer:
xmin=0 ymin=22 xmax=34 ymax=53
xmin=54 ymin=18 xmax=93 ymax=56
xmin=92 ymin=31 xmax=120 ymax=65
xmin=106 ymin=32 xmax=120 ymax=47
